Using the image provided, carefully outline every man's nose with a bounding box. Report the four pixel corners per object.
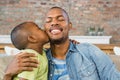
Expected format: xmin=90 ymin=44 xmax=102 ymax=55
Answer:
xmin=51 ymin=24 xmax=59 ymax=27
xmin=51 ymin=18 xmax=58 ymax=25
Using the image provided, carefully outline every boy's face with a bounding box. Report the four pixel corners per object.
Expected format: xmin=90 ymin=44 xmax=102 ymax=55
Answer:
xmin=29 ymin=24 xmax=49 ymax=44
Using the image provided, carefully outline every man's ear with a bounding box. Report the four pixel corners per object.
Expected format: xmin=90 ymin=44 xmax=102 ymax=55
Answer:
xmin=69 ymin=22 xmax=72 ymax=30
xmin=27 ymin=35 xmax=37 ymax=43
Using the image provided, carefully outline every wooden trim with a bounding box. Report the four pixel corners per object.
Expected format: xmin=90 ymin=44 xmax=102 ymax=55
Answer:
xmin=0 ymin=43 xmax=120 ymax=54
xmin=95 ymin=44 xmax=120 ymax=54
xmin=0 ymin=44 xmax=14 ymax=53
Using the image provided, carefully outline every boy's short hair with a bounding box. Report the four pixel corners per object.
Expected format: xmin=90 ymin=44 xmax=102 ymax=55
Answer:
xmin=11 ymin=22 xmax=38 ymax=50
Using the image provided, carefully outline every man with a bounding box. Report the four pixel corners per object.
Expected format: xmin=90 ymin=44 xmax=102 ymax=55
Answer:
xmin=4 ymin=7 xmax=120 ymax=80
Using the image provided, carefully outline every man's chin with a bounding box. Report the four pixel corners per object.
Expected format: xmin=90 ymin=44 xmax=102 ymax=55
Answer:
xmin=50 ymin=38 xmax=63 ymax=44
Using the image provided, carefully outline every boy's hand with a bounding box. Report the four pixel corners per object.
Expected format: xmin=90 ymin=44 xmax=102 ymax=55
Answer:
xmin=70 ymin=39 xmax=80 ymax=44
xmin=4 ymin=52 xmax=38 ymax=79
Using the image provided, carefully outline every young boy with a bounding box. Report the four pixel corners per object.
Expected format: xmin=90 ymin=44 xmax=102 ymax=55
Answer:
xmin=11 ymin=22 xmax=49 ymax=80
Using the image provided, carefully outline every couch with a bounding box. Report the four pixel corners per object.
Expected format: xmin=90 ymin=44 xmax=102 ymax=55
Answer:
xmin=0 ymin=54 xmax=120 ymax=80
xmin=0 ymin=54 xmax=14 ymax=80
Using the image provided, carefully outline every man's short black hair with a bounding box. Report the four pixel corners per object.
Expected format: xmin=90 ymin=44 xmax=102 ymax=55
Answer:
xmin=49 ymin=6 xmax=70 ymax=22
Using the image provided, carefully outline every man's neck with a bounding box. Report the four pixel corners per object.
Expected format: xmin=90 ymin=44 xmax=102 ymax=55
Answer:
xmin=51 ymin=39 xmax=70 ymax=60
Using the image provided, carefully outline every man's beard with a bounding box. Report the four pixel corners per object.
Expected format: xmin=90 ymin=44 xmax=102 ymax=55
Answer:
xmin=49 ymin=36 xmax=68 ymax=45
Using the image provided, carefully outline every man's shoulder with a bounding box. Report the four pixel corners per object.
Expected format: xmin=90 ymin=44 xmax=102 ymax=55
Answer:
xmin=78 ymin=42 xmax=94 ymax=45
xmin=72 ymin=43 xmax=91 ymax=56
xmin=75 ymin=43 xmax=100 ymax=56
xmin=75 ymin=43 xmax=95 ymax=49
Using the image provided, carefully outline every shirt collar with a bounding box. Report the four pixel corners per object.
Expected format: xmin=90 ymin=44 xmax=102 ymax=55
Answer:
xmin=68 ymin=41 xmax=77 ymax=52
xmin=46 ymin=41 xmax=77 ymax=61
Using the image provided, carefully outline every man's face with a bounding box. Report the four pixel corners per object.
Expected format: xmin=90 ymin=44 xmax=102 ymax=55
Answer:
xmin=44 ymin=8 xmax=72 ymax=44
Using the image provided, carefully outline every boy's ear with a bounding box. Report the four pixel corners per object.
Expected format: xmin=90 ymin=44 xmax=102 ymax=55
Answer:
xmin=27 ymin=35 xmax=37 ymax=43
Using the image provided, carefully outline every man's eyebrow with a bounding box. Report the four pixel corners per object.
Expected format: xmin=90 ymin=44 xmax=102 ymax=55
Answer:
xmin=46 ymin=15 xmax=64 ymax=18
xmin=57 ymin=15 xmax=64 ymax=18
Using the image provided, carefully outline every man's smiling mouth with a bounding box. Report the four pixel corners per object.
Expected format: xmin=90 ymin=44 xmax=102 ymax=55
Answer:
xmin=51 ymin=29 xmax=61 ymax=35
xmin=49 ymin=27 xmax=63 ymax=35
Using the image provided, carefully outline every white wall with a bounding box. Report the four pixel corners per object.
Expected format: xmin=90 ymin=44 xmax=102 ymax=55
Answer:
xmin=0 ymin=35 xmax=112 ymax=44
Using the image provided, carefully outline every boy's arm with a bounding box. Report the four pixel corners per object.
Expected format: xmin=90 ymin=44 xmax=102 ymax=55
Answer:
xmin=3 ymin=74 xmax=12 ymax=80
xmin=3 ymin=52 xmax=38 ymax=80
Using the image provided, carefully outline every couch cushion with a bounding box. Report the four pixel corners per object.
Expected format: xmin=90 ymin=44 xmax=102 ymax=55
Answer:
xmin=108 ymin=55 xmax=120 ymax=71
xmin=0 ymin=54 xmax=119 ymax=79
xmin=0 ymin=54 xmax=14 ymax=80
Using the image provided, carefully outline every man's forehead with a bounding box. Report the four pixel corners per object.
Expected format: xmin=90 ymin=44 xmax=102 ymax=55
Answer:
xmin=46 ymin=8 xmax=65 ymax=17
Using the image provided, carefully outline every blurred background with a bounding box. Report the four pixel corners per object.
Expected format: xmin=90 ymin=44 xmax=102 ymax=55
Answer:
xmin=0 ymin=0 xmax=120 ymax=44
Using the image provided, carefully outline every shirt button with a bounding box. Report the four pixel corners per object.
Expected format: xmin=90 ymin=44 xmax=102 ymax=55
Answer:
xmin=52 ymin=62 xmax=54 ymax=64
xmin=88 ymin=72 xmax=90 ymax=74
